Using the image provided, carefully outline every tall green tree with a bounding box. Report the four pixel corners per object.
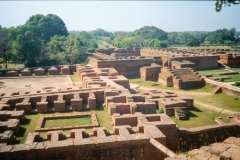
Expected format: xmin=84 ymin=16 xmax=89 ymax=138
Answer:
xmin=0 ymin=26 xmax=11 ymax=68
xmin=65 ymin=34 xmax=88 ymax=64
xmin=26 ymin=14 xmax=68 ymax=43
xmin=133 ymin=26 xmax=168 ymax=41
xmin=9 ymin=25 xmax=43 ymax=67
xmin=90 ymin=28 xmax=113 ymax=38
xmin=186 ymin=38 xmax=200 ymax=48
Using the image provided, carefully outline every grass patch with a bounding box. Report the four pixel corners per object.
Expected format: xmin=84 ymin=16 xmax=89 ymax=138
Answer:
xmin=43 ymin=116 xmax=92 ymax=128
xmin=220 ymin=74 xmax=240 ymax=82
xmin=1 ymin=62 xmax=24 ymax=69
xmin=198 ymin=68 xmax=240 ymax=82
xmin=0 ymin=82 xmax=4 ymax=86
xmin=15 ymin=103 xmax=113 ymax=144
xmin=70 ymin=72 xmax=82 ymax=86
xmin=156 ymin=108 xmax=164 ymax=114
xmin=185 ymin=92 xmax=240 ymax=112
xmin=170 ymin=105 xmax=231 ymax=128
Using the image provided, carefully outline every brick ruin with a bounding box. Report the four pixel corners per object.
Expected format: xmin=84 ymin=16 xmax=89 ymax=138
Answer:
xmin=158 ymin=67 xmax=205 ymax=89
xmin=0 ymin=111 xmax=24 ymax=144
xmin=36 ymin=113 xmax=99 ymax=132
xmin=89 ymin=56 xmax=161 ymax=77
xmin=140 ymin=63 xmax=161 ymax=81
xmin=0 ymin=64 xmax=75 ymax=77
xmin=166 ymin=135 xmax=240 ymax=160
xmin=165 ymin=48 xmax=240 ymax=67
xmin=0 ymin=62 xmax=198 ymax=159
xmin=87 ymin=47 xmax=222 ymax=89
xmin=0 ymin=48 xmax=240 ymax=159
xmin=0 ymin=87 xmax=107 ymax=113
xmin=140 ymin=48 xmax=219 ymax=69
xmin=219 ymin=52 xmax=240 ymax=67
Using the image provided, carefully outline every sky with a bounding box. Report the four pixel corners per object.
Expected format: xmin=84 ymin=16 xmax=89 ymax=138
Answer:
xmin=0 ymin=1 xmax=240 ymax=32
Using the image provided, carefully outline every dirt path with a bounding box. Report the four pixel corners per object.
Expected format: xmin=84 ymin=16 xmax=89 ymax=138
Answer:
xmin=99 ymin=40 xmax=114 ymax=48
xmin=130 ymin=83 xmax=237 ymax=115
xmin=193 ymin=100 xmax=237 ymax=115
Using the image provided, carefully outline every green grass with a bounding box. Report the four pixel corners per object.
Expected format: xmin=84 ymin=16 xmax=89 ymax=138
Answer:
xmin=198 ymin=68 xmax=240 ymax=82
xmin=187 ymin=93 xmax=240 ymax=112
xmin=15 ymin=104 xmax=113 ymax=144
xmin=220 ymin=74 xmax=240 ymax=82
xmin=0 ymin=82 xmax=4 ymax=86
xmin=70 ymin=72 xmax=82 ymax=86
xmin=1 ymin=62 xmax=24 ymax=69
xmin=170 ymin=105 xmax=231 ymax=128
xmin=43 ymin=116 xmax=92 ymax=128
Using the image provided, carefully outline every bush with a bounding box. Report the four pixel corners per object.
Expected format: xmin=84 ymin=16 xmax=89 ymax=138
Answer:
xmin=156 ymin=108 xmax=164 ymax=113
xmin=234 ymin=81 xmax=240 ymax=86
xmin=219 ymin=78 xmax=224 ymax=82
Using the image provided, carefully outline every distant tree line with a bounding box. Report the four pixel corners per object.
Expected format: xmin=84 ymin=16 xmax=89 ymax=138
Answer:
xmin=0 ymin=14 xmax=239 ymax=69
xmin=85 ymin=26 xmax=239 ymax=49
xmin=0 ymin=14 xmax=98 ymax=68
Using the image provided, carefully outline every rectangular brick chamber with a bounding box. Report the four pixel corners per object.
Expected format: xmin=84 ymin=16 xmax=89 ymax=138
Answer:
xmin=35 ymin=113 xmax=99 ymax=132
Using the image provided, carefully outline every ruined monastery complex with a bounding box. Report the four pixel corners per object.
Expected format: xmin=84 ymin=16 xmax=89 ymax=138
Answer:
xmin=0 ymin=47 xmax=240 ymax=160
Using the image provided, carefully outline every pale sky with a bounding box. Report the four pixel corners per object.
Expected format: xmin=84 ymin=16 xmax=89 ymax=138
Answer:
xmin=0 ymin=1 xmax=240 ymax=32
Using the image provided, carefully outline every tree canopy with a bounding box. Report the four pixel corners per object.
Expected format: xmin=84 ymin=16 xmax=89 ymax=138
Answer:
xmin=204 ymin=28 xmax=236 ymax=45
xmin=215 ymin=0 xmax=240 ymax=12
xmin=0 ymin=26 xmax=11 ymax=68
xmin=133 ymin=26 xmax=168 ymax=41
xmin=26 ymin=14 xmax=68 ymax=43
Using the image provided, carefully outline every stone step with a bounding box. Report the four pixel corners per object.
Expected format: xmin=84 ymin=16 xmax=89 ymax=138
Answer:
xmin=175 ymin=108 xmax=186 ymax=120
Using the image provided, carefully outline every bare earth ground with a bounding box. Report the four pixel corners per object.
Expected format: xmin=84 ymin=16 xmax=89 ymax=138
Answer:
xmin=0 ymin=77 xmax=71 ymax=93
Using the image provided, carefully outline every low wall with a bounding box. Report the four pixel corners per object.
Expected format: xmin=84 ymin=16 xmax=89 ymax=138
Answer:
xmin=0 ymin=64 xmax=77 ymax=76
xmin=206 ymin=81 xmax=240 ymax=98
xmin=0 ymin=139 xmax=168 ymax=160
xmin=178 ymin=124 xmax=240 ymax=152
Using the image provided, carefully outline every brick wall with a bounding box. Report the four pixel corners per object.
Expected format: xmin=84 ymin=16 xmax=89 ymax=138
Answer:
xmin=178 ymin=124 xmax=240 ymax=152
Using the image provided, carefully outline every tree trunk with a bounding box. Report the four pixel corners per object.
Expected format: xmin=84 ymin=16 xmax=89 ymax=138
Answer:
xmin=5 ymin=60 xmax=7 ymax=69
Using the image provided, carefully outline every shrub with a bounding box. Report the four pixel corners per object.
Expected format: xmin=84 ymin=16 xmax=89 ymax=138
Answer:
xmin=219 ymin=78 xmax=224 ymax=82
xmin=156 ymin=108 xmax=164 ymax=113
xmin=234 ymin=81 xmax=240 ymax=86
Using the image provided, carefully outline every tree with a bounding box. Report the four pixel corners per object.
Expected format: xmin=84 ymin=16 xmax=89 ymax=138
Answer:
xmin=167 ymin=32 xmax=181 ymax=45
xmin=130 ymin=36 xmax=144 ymax=47
xmin=9 ymin=25 xmax=43 ymax=67
xmin=65 ymin=34 xmax=90 ymax=64
xmin=215 ymin=0 xmax=240 ymax=12
xmin=47 ymin=35 xmax=66 ymax=54
xmin=186 ymin=38 xmax=200 ymax=48
xmin=90 ymin=28 xmax=112 ymax=38
xmin=114 ymin=31 xmax=132 ymax=38
xmin=204 ymin=29 xmax=236 ymax=45
xmin=26 ymin=14 xmax=68 ymax=43
xmin=0 ymin=26 xmax=12 ymax=68
xmin=133 ymin=26 xmax=168 ymax=41
xmin=79 ymin=31 xmax=92 ymax=41
xmin=143 ymin=39 xmax=167 ymax=48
